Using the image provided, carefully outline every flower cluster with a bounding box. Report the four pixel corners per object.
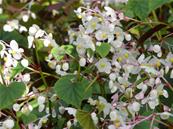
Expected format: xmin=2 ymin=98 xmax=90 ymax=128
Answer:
xmin=0 ymin=0 xmax=173 ymax=129
xmin=0 ymin=40 xmax=29 ymax=85
xmin=65 ymin=6 xmax=172 ymax=128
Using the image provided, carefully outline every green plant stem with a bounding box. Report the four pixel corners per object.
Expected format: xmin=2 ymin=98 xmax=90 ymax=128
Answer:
xmin=162 ymin=76 xmax=173 ymax=92
xmin=127 ymin=17 xmax=168 ymax=26
xmin=0 ymin=65 xmax=6 ymax=85
xmin=27 ymin=67 xmax=59 ymax=79
xmin=154 ymin=119 xmax=171 ymax=128
xmin=152 ymin=11 xmax=162 ymax=40
xmin=77 ymin=64 xmax=81 ymax=81
xmin=35 ymin=45 xmax=48 ymax=87
xmin=85 ymin=75 xmax=98 ymax=93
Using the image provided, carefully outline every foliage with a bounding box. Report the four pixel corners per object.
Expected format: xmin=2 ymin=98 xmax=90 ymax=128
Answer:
xmin=0 ymin=0 xmax=173 ymax=129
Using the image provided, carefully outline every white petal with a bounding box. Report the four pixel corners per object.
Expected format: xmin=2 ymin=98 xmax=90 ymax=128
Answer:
xmin=22 ymin=14 xmax=29 ymax=22
xmin=27 ymin=36 xmax=34 ymax=48
xmin=79 ymin=58 xmax=86 ymax=67
xmin=29 ymin=26 xmax=37 ymax=36
xmin=35 ymin=29 xmax=44 ymax=38
xmin=10 ymin=40 xmax=18 ymax=50
xmin=3 ymin=24 xmax=13 ymax=32
xmin=3 ymin=119 xmax=14 ymax=129
xmin=21 ymin=59 xmax=29 ymax=67
xmin=138 ymin=54 xmax=145 ymax=64
xmin=170 ymin=69 xmax=173 ymax=78
xmin=13 ymin=103 xmax=20 ymax=112
xmin=153 ymin=45 xmax=161 ymax=53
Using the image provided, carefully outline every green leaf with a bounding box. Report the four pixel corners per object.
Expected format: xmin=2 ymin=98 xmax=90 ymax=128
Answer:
xmin=76 ymin=110 xmax=96 ymax=129
xmin=126 ymin=0 xmax=149 ymax=20
xmin=148 ymin=0 xmax=173 ymax=13
xmin=0 ymin=14 xmax=9 ymax=23
xmin=0 ymin=82 xmax=26 ymax=109
xmin=96 ymin=43 xmax=110 ymax=57
xmin=51 ymin=45 xmax=74 ymax=61
xmin=10 ymin=63 xmax=25 ymax=80
xmin=126 ymin=0 xmax=173 ymax=19
xmin=61 ymin=45 xmax=74 ymax=55
xmin=0 ymin=30 xmax=28 ymax=48
xmin=21 ymin=113 xmax=38 ymax=124
xmin=0 ymin=43 xmax=3 ymax=51
xmin=54 ymin=75 xmax=92 ymax=108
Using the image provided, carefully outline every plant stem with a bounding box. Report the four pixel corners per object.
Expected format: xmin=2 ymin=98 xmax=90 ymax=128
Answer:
xmin=0 ymin=65 xmax=6 ymax=85
xmin=162 ymin=76 xmax=173 ymax=92
xmin=152 ymin=11 xmax=162 ymax=40
xmin=27 ymin=67 xmax=59 ymax=79
xmin=85 ymin=75 xmax=98 ymax=93
xmin=35 ymin=44 xmax=48 ymax=87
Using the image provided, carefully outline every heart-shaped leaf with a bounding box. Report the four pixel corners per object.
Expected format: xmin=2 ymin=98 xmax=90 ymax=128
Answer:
xmin=96 ymin=43 xmax=110 ymax=58
xmin=0 ymin=82 xmax=26 ymax=109
xmin=126 ymin=0 xmax=173 ymax=20
xmin=76 ymin=110 xmax=96 ymax=129
xmin=54 ymin=75 xmax=92 ymax=108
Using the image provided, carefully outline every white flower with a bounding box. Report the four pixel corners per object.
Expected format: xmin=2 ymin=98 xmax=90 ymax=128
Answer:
xmin=109 ymin=80 xmax=118 ymax=93
xmin=91 ymin=112 xmax=98 ymax=125
xmin=9 ymin=40 xmax=24 ymax=60
xmin=3 ymin=24 xmax=13 ymax=32
xmin=37 ymin=96 xmax=46 ymax=105
xmin=29 ymin=24 xmax=39 ymax=36
xmin=104 ymin=7 xmax=117 ymax=22
xmin=162 ymin=90 xmax=168 ymax=98
xmin=22 ymin=74 xmax=30 ymax=82
xmin=3 ymin=119 xmax=15 ymax=129
xmin=27 ymin=36 xmax=34 ymax=48
xmin=85 ymin=17 xmax=100 ymax=33
xmin=149 ymin=89 xmax=158 ymax=100
xmin=160 ymin=112 xmax=172 ymax=120
xmin=98 ymin=96 xmax=111 ymax=117
xmin=110 ymin=110 xmax=118 ymax=121
xmin=138 ymin=54 xmax=145 ymax=64
xmin=38 ymin=104 xmax=45 ymax=112
xmin=125 ymin=33 xmax=131 ymax=41
xmin=3 ymin=20 xmax=19 ymax=32
xmin=22 ymin=14 xmax=29 ymax=22
xmin=132 ymin=101 xmax=140 ymax=112
xmin=148 ymin=99 xmax=159 ymax=109
xmin=62 ymin=63 xmax=69 ymax=71
xmin=65 ymin=107 xmax=76 ymax=116
xmin=109 ymin=73 xmax=117 ymax=81
xmin=21 ymin=59 xmax=29 ymax=67
xmin=96 ymin=58 xmax=112 ymax=74
xmin=35 ymin=29 xmax=45 ymax=38
xmin=76 ymin=35 xmax=95 ymax=51
xmin=55 ymin=64 xmax=61 ymax=73
xmin=95 ymin=30 xmax=108 ymax=41
xmin=31 ymin=12 xmax=36 ymax=19
xmin=43 ymin=33 xmax=57 ymax=47
xmin=153 ymin=45 xmax=161 ymax=53
xmin=13 ymin=103 xmax=20 ymax=112
xmin=19 ymin=26 xmax=27 ymax=33
xmin=79 ymin=58 xmax=86 ymax=67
